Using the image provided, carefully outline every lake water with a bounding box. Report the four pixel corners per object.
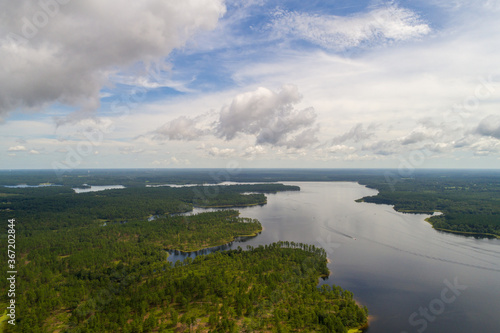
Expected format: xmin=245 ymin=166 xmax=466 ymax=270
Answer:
xmin=73 ymin=185 xmax=125 ymax=193
xmin=167 ymin=182 xmax=500 ymax=333
xmin=3 ymin=184 xmax=60 ymax=188
xmin=146 ymin=181 xmax=279 ymax=188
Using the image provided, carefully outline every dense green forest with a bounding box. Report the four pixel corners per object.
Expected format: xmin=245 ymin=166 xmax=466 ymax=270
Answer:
xmin=0 ymin=183 xmax=298 ymax=232
xmin=357 ymin=174 xmax=500 ymax=238
xmin=4 ymin=239 xmax=368 ymax=332
xmin=0 ymin=179 xmax=368 ymax=332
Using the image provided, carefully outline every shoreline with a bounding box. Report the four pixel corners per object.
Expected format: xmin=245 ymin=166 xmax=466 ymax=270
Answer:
xmin=165 ymin=227 xmax=263 ymax=253
xmin=350 ymin=298 xmax=371 ymax=332
xmin=360 ymin=195 xmax=500 ymax=240
xmin=194 ymin=201 xmax=267 ymax=208
xmin=428 ymin=221 xmax=500 ymax=239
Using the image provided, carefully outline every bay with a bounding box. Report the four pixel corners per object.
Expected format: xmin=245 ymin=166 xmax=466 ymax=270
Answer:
xmin=168 ymin=181 xmax=500 ymax=333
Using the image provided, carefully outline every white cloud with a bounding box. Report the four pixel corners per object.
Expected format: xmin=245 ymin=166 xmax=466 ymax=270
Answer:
xmin=0 ymin=0 xmax=226 ymax=120
xmin=207 ymin=147 xmax=236 ymax=158
xmin=329 ymin=123 xmax=376 ymax=145
xmin=268 ymin=4 xmax=430 ymax=51
xmin=8 ymin=145 xmax=27 ymax=152
xmin=361 ymin=140 xmax=400 ymax=156
xmin=151 ymin=156 xmax=191 ymax=166
xmin=326 ymin=145 xmax=356 ymax=154
xmin=2 ymin=1 xmax=500 ymax=169
xmin=119 ymin=146 xmax=145 ymax=155
xmin=474 ymin=115 xmax=500 ymax=139
xmin=150 ymin=85 xmax=319 ymax=149
xmin=400 ymin=131 xmax=428 ymax=145
xmin=152 ymin=115 xmax=210 ymax=141
xmin=241 ymin=145 xmax=267 ymax=159
xmin=111 ymin=69 xmax=196 ymax=93
xmin=470 ymin=137 xmax=500 ymax=156
xmin=217 ymin=85 xmax=318 ymax=148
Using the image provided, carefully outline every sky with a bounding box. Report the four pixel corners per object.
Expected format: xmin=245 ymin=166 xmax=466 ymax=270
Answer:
xmin=1 ymin=0 xmax=500 ymax=170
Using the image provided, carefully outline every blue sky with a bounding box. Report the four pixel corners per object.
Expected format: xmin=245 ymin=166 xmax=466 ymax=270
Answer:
xmin=1 ymin=0 xmax=500 ymax=170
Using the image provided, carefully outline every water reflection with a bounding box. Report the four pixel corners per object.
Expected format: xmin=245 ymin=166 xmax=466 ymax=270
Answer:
xmin=166 ymin=235 xmax=260 ymax=262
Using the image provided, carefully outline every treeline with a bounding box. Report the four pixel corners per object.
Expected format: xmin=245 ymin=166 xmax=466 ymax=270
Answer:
xmin=359 ymin=175 xmax=500 ymax=238
xmin=0 ymin=184 xmax=299 ymax=233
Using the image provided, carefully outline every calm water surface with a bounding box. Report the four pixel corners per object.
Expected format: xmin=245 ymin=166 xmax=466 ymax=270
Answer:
xmin=73 ymin=185 xmax=125 ymax=193
xmin=168 ymin=182 xmax=500 ymax=333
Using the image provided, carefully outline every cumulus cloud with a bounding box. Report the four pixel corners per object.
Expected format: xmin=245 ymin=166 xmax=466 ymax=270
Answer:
xmin=361 ymin=139 xmax=404 ymax=156
xmin=150 ymin=84 xmax=319 ymax=149
xmin=241 ymin=145 xmax=266 ymax=158
xmin=0 ymin=0 xmax=226 ymax=120
xmin=464 ymin=136 xmax=500 ymax=156
xmin=8 ymin=145 xmax=27 ymax=152
xmin=152 ymin=115 xmax=210 ymax=141
xmin=326 ymin=145 xmax=356 ymax=154
xmin=217 ymin=85 xmax=318 ymax=148
xmin=119 ymin=146 xmax=144 ymax=155
xmin=329 ymin=123 xmax=376 ymax=145
xmin=474 ymin=115 xmax=500 ymax=139
xmin=399 ymin=126 xmax=450 ymax=146
xmin=207 ymin=147 xmax=236 ymax=158
xmin=400 ymin=131 xmax=428 ymax=145
xmin=268 ymin=4 xmax=430 ymax=51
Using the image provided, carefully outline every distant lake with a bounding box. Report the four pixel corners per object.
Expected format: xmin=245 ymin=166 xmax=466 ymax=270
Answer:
xmin=168 ymin=182 xmax=500 ymax=333
xmin=73 ymin=185 xmax=125 ymax=193
xmin=3 ymin=184 xmax=60 ymax=188
xmin=146 ymin=181 xmax=279 ymax=188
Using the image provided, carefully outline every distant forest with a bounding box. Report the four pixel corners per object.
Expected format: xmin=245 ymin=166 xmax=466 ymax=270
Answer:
xmin=1 ymin=168 xmax=498 ymax=237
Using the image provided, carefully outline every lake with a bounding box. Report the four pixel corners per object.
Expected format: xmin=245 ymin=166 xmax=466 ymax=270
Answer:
xmin=167 ymin=181 xmax=500 ymax=333
xmin=72 ymin=185 xmax=125 ymax=193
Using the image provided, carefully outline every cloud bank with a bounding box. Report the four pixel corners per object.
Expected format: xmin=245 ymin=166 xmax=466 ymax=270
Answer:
xmin=475 ymin=115 xmax=500 ymax=139
xmin=0 ymin=0 xmax=226 ymax=120
xmin=152 ymin=85 xmax=319 ymax=149
xmin=153 ymin=115 xmax=210 ymax=141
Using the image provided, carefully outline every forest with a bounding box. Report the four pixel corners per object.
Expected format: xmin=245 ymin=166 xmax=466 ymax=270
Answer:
xmin=1 ymin=168 xmax=496 ymax=238
xmin=357 ymin=172 xmax=500 ymax=238
xmin=0 ymin=183 xmax=298 ymax=232
xmin=0 ymin=178 xmax=367 ymax=332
